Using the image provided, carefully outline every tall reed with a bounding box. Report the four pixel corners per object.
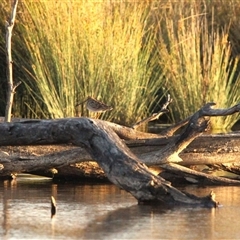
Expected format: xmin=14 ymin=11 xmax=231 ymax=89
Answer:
xmin=154 ymin=1 xmax=240 ymax=130
xmin=12 ymin=1 xmax=164 ymax=125
xmin=1 ymin=0 xmax=240 ymax=129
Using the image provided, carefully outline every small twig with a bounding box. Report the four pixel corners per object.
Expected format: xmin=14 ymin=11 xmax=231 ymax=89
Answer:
xmin=132 ymin=94 xmax=172 ymax=129
xmin=12 ymin=81 xmax=22 ymax=93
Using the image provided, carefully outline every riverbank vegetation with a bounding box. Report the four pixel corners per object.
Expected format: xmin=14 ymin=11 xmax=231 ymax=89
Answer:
xmin=0 ymin=0 xmax=239 ymax=130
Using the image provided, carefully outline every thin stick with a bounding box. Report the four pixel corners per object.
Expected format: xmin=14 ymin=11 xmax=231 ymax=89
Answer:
xmin=51 ymin=196 xmax=56 ymax=218
xmin=5 ymin=0 xmax=20 ymax=122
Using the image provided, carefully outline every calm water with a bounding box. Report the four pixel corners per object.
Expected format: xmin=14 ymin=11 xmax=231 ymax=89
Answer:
xmin=1 ymin=175 xmax=240 ymax=239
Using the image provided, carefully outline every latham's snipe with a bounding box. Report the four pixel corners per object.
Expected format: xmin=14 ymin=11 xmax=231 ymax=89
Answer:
xmin=76 ymin=96 xmax=113 ymax=117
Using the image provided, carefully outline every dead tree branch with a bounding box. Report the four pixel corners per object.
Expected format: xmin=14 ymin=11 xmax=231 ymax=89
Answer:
xmin=139 ymin=104 xmax=212 ymax=165
xmin=161 ymin=102 xmax=240 ymax=137
xmin=132 ymin=94 xmax=172 ymax=129
xmin=5 ymin=0 xmax=20 ymax=122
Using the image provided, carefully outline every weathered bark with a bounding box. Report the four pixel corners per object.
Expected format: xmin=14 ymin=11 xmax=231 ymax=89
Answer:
xmin=1 ymin=133 xmax=239 ymax=182
xmin=103 ymin=121 xmax=161 ymax=140
xmin=0 ymin=145 xmax=86 ymax=174
xmin=128 ymin=132 xmax=240 ymax=165
xmin=0 ymin=144 xmax=105 ymax=180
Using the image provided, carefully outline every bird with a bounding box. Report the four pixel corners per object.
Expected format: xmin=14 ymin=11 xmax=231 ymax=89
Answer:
xmin=76 ymin=96 xmax=113 ymax=117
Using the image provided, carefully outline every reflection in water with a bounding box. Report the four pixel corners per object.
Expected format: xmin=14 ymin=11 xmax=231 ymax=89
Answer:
xmin=1 ymin=175 xmax=240 ymax=239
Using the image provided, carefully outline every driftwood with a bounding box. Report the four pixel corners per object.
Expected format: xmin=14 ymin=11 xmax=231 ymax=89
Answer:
xmin=0 ymin=103 xmax=240 ymax=207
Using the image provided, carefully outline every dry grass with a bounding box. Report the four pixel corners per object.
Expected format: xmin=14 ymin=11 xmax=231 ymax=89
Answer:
xmin=12 ymin=1 xmax=165 ymax=125
xmin=0 ymin=0 xmax=239 ymax=130
xmin=154 ymin=0 xmax=240 ymax=130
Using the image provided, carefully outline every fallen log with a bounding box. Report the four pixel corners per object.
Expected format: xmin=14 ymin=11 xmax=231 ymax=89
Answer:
xmin=0 ymin=103 xmax=239 ymax=207
xmin=1 ymin=133 xmax=239 ymax=181
xmin=1 ymin=131 xmax=239 ymax=167
xmin=0 ymin=104 xmax=220 ymax=207
xmin=0 ymin=127 xmax=240 ymax=181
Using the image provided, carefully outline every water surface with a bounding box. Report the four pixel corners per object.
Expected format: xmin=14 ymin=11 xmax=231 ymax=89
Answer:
xmin=1 ymin=175 xmax=240 ymax=239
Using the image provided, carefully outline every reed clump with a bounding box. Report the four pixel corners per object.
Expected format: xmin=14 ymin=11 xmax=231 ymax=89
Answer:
xmin=0 ymin=0 xmax=239 ymax=130
xmin=5 ymin=1 xmax=164 ymax=125
xmin=154 ymin=0 xmax=240 ymax=130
